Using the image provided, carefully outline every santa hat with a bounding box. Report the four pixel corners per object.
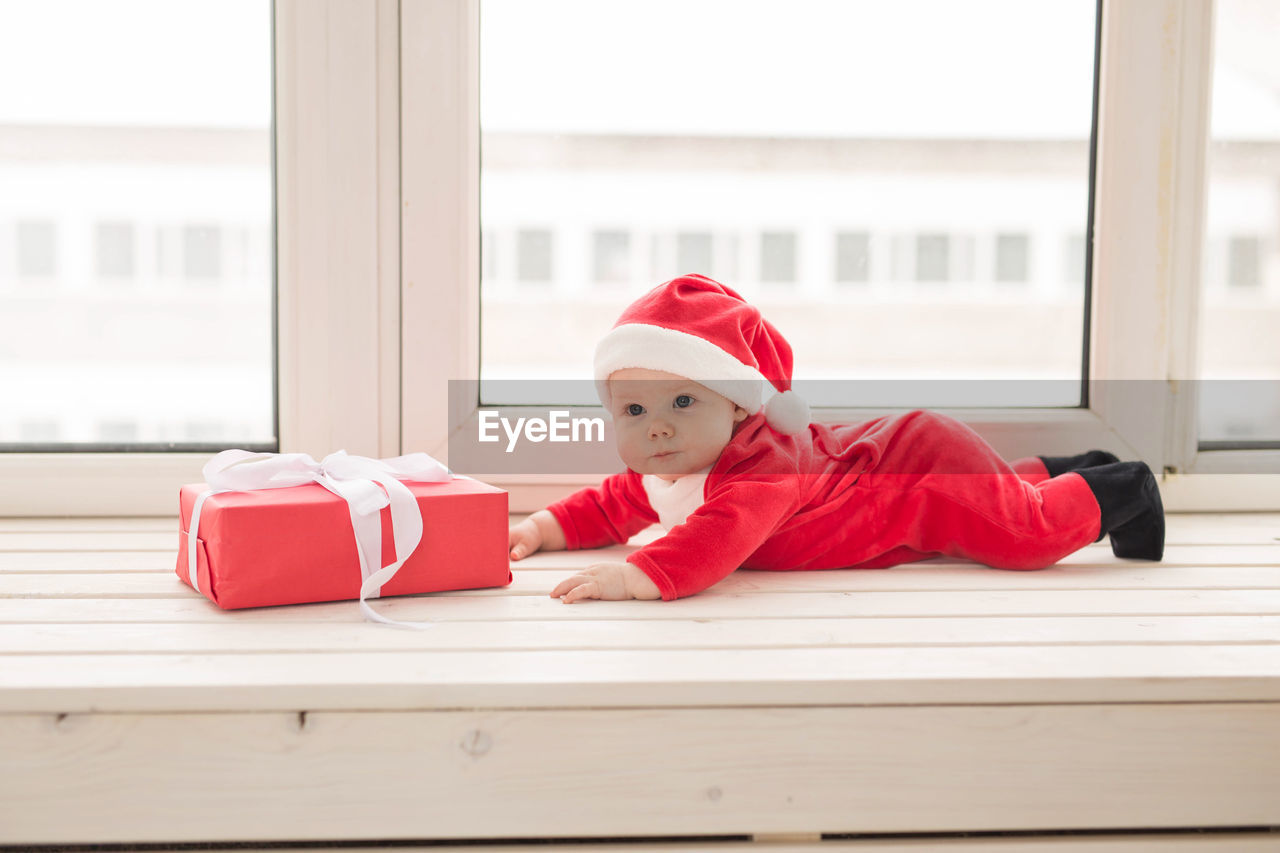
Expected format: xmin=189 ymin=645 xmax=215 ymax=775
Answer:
xmin=593 ymin=274 xmax=811 ymax=435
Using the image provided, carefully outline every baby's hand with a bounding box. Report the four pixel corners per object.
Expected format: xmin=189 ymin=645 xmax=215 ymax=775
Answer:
xmin=551 ymin=562 xmax=661 ymax=604
xmin=509 ymin=510 xmax=567 ymax=561
xmin=508 ymin=519 xmax=542 ymax=561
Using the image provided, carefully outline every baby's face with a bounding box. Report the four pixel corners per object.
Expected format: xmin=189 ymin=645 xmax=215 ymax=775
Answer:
xmin=607 ymin=367 xmax=749 ymax=481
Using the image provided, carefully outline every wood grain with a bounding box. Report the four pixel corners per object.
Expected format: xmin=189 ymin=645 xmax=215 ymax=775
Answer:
xmin=2 ymin=705 xmax=1277 ymax=843
xmin=2 ymin=513 xmax=1278 ymax=845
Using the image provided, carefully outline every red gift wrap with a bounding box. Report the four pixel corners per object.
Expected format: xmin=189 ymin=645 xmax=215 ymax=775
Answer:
xmin=177 ymin=477 xmax=510 ymax=610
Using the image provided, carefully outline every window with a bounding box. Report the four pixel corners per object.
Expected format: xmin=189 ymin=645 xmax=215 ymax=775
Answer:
xmin=676 ymin=232 xmax=713 ymax=276
xmin=1197 ymin=0 xmax=1280 ymax=446
xmin=184 ymin=420 xmax=226 ymax=443
xmin=760 ymin=232 xmax=797 ymax=283
xmin=18 ymin=420 xmax=59 ymax=442
xmin=14 ymin=1 xmax=1274 ymax=514
xmin=97 ymin=420 xmax=138 ymax=443
xmin=916 ymin=234 xmax=950 ymax=282
xmin=369 ymin=1 xmax=1280 ymax=517
xmin=16 ymin=221 xmax=57 ymax=277
xmin=1227 ymin=236 xmax=1260 ymax=289
xmin=477 ymin=0 xmax=1096 ymax=402
xmin=516 ymin=229 xmax=553 ymax=281
xmin=0 ymin=0 xmax=274 ymax=452
xmin=95 ymin=222 xmax=135 ymax=279
xmin=592 ymin=230 xmax=630 ymax=284
xmin=995 ymin=233 xmax=1030 ymax=283
xmin=183 ymin=225 xmax=222 ymax=281
xmin=835 ymin=232 xmax=870 ymax=283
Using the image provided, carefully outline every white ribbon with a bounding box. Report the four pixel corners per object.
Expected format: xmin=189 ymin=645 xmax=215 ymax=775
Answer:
xmin=187 ymin=449 xmax=452 ymax=629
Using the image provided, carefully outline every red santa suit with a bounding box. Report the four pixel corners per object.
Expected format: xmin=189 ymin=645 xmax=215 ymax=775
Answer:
xmin=547 ymin=409 xmax=1101 ymax=601
xmin=554 ymin=274 xmax=1103 ymax=601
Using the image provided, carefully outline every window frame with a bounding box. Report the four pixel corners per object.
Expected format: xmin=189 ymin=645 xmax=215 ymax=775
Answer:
xmin=0 ymin=0 xmax=402 ymax=515
xmin=2 ymin=0 xmax=1277 ymax=516
xmin=403 ymin=0 xmax=1280 ymax=513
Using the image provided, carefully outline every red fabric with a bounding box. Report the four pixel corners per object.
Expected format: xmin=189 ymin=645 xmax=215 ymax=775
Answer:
xmin=612 ymin=274 xmax=797 ymax=393
xmin=1009 ymin=455 xmax=1052 ymax=485
xmin=547 ymin=410 xmax=1101 ymax=601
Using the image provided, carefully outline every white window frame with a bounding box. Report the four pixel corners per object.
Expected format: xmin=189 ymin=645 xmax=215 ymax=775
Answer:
xmin=0 ymin=0 xmax=402 ymax=515
xmin=403 ymin=0 xmax=1279 ymax=513
xmin=1 ymin=0 xmax=1276 ymax=516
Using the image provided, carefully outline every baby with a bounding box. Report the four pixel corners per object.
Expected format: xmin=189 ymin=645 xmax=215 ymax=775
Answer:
xmin=507 ymin=274 xmax=1165 ymax=603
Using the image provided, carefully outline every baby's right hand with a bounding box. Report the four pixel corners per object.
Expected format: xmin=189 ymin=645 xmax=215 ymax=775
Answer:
xmin=508 ymin=519 xmax=542 ymax=561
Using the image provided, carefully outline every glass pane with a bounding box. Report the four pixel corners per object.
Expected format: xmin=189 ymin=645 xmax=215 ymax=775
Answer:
xmin=1197 ymin=0 xmax=1280 ymax=446
xmin=479 ymin=0 xmax=1096 ymax=408
xmin=760 ymin=232 xmax=798 ymax=284
xmin=0 ymin=0 xmax=274 ymax=449
xmin=591 ymin=231 xmax=630 ymax=285
xmin=995 ymin=234 xmax=1031 ymax=283
xmin=835 ymin=232 xmax=870 ymax=284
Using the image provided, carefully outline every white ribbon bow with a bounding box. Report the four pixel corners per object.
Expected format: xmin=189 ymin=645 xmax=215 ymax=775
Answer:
xmin=188 ymin=449 xmax=453 ymax=629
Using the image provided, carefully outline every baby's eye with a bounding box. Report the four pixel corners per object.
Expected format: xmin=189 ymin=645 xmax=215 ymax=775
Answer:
xmin=674 ymin=394 xmax=693 ymax=409
xmin=625 ymin=403 xmax=645 ymax=416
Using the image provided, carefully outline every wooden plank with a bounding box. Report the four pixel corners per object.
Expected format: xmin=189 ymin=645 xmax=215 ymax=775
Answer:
xmin=0 ymin=550 xmax=176 ymax=572
xmin=6 ymin=543 xmax=1280 ymax=583
xmin=324 ymin=511 xmax=1280 ymax=548
xmin=713 ymin=564 xmax=1280 ymax=591
xmin=0 ymin=539 xmax=1273 ymax=573
xmin=1164 ymin=513 xmax=1280 ymax=545
xmin=0 ymin=517 xmax=175 ymax=533
xmin=2 ymin=588 xmax=1278 ymax=624
xmin=626 ymin=515 xmax=1280 ymax=547
xmin=2 ymin=705 xmax=1277 ymax=843
xmin=0 ymin=573 xmax=550 ymax=598
xmin=6 ymin=554 xmax=1280 ymax=602
xmin=1 ymin=521 xmax=1277 ymax=555
xmin=6 ymin=565 xmax=1280 ymax=597
xmin=1 ymin=644 xmax=1278 ymax=712
xmin=1074 ymin=544 xmax=1280 ymax=566
xmin=64 ymin=839 xmax=1280 ymax=853
xmin=0 ymin=540 xmax=1274 ymax=573
xmin=512 ymin=544 xmax=1280 ymax=571
xmin=1 ymin=615 xmax=1276 ymax=655
xmin=0 ymin=531 xmax=176 ymax=552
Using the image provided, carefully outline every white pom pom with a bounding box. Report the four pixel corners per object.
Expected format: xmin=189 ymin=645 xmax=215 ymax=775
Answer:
xmin=764 ymin=389 xmax=810 ymax=435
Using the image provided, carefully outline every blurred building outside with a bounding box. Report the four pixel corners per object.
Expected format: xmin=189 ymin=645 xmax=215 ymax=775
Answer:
xmin=0 ymin=0 xmax=1276 ymax=447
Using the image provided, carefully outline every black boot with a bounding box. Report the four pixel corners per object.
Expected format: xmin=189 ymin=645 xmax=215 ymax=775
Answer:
xmin=1039 ymin=449 xmax=1120 ymax=477
xmin=1074 ymin=461 xmax=1164 ymax=560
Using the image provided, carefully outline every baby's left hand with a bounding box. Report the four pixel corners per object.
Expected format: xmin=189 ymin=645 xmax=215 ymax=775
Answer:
xmin=551 ymin=562 xmax=661 ymax=604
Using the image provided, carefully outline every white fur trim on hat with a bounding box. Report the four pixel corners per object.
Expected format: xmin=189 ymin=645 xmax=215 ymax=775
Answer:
xmin=764 ymin=389 xmax=811 ymax=435
xmin=594 ymin=323 xmax=768 ymax=414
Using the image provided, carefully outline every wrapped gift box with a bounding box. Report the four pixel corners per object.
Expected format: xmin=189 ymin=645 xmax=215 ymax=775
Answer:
xmin=178 ymin=477 xmax=510 ymax=610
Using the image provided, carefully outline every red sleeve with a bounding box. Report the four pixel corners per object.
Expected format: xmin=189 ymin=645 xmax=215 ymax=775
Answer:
xmin=626 ymin=473 xmax=800 ymax=601
xmin=545 ymin=471 xmax=659 ymax=550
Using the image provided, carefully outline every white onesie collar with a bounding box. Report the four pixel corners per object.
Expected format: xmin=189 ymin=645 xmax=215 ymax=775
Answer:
xmin=641 ymin=465 xmax=713 ymax=531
